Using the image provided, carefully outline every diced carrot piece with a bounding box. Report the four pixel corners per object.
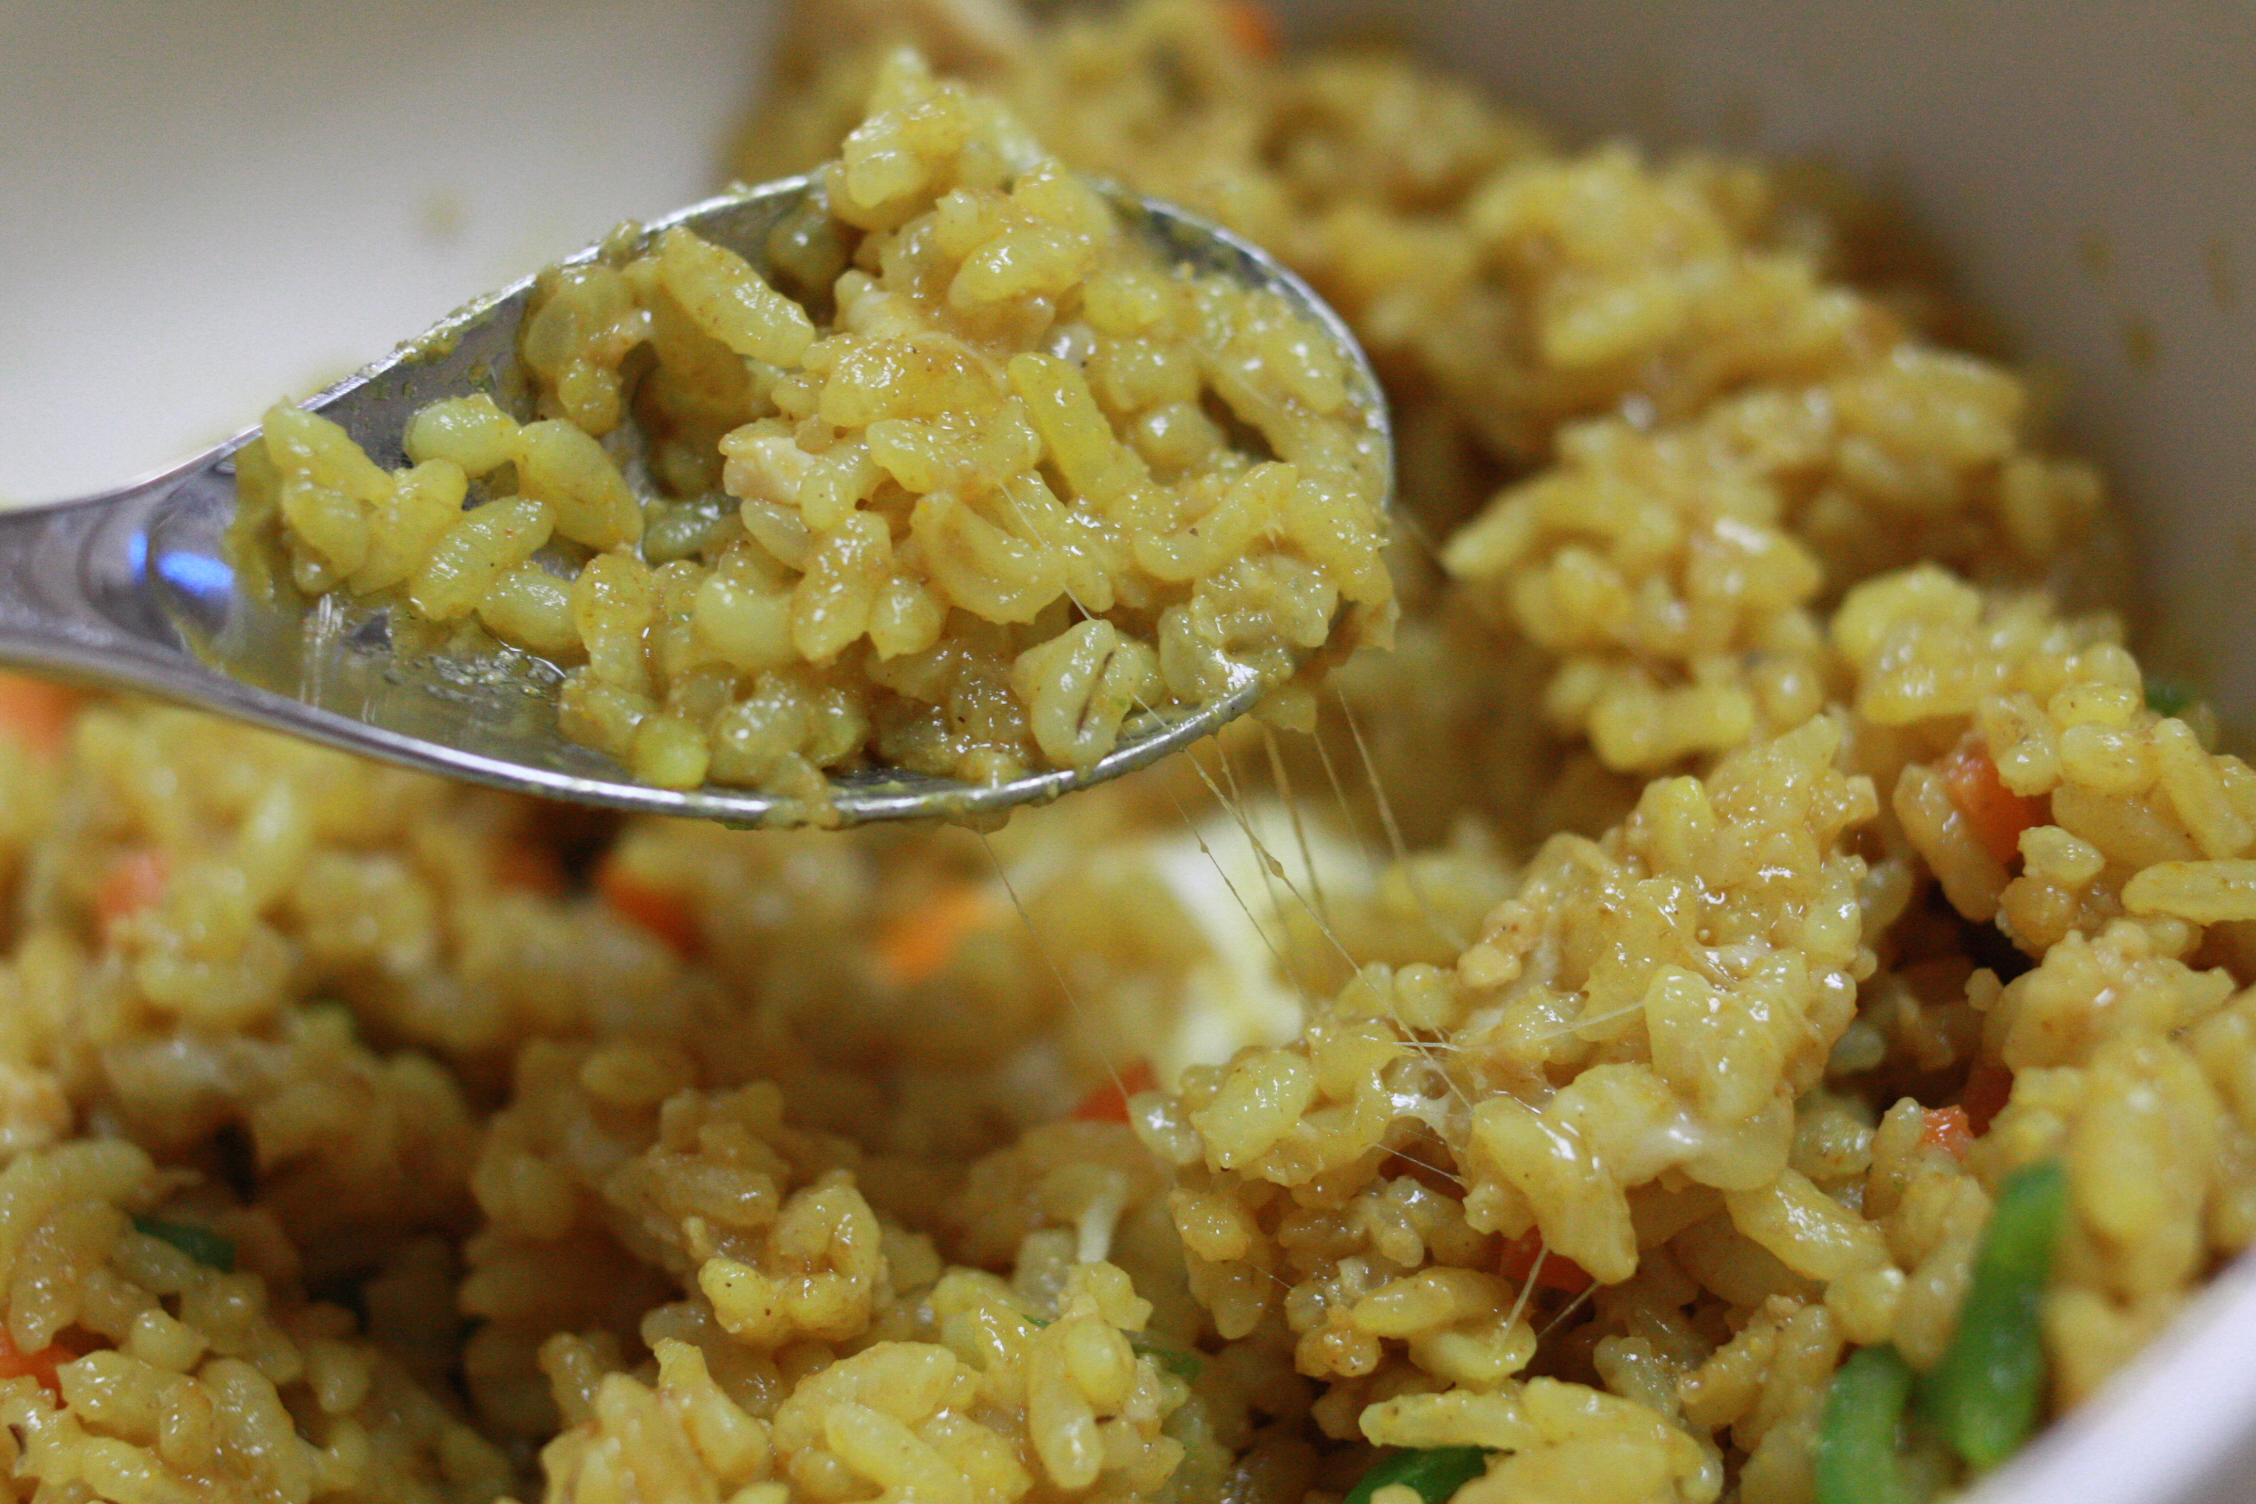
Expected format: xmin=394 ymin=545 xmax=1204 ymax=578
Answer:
xmin=1920 ymin=1105 xmax=1975 ymax=1160
xmin=1962 ymin=1061 xmax=2014 ymax=1136
xmin=875 ymin=882 xmax=994 ymax=987
xmin=1940 ymin=739 xmax=2047 ymax=868
xmin=0 ymin=671 xmax=79 ymax=757
xmin=597 ymin=857 xmax=699 ymax=956
xmin=0 ymin=1328 xmax=79 ymax=1392
xmin=96 ymin=849 xmax=171 ymax=936
xmin=1217 ymin=0 xmax=1279 ymax=58
xmin=1072 ymin=1059 xmax=1160 ymax=1123
xmin=1498 ymin=1229 xmax=1594 ymax=1294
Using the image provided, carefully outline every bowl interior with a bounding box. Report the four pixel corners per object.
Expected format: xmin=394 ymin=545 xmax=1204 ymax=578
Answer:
xmin=0 ymin=0 xmax=776 ymax=506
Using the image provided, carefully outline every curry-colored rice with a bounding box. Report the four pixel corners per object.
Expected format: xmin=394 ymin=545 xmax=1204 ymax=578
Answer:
xmin=1 ymin=4 xmax=2249 ymax=1503
xmin=240 ymin=52 xmax=1390 ymax=812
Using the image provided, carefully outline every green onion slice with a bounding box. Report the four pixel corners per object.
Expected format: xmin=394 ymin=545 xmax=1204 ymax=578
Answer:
xmin=130 ymin=1213 xmax=237 ymax=1273
xmin=1340 ymin=1446 xmax=1492 ymax=1504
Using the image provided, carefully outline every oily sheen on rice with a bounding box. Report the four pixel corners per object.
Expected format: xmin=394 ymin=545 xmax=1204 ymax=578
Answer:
xmin=3 ymin=3 xmax=2254 ymax=1503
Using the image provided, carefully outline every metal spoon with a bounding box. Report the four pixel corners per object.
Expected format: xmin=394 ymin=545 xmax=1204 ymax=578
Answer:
xmin=0 ymin=174 xmax=1387 ymax=826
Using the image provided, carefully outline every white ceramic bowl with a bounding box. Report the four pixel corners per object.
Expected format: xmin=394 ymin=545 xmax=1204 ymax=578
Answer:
xmin=4 ymin=3 xmax=2252 ymax=1499
xmin=0 ymin=0 xmax=779 ymax=505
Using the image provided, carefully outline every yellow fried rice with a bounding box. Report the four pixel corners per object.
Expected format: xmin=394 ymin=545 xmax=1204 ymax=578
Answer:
xmin=239 ymin=52 xmax=1391 ymax=809
xmin=2 ymin=3 xmax=2251 ymax=1502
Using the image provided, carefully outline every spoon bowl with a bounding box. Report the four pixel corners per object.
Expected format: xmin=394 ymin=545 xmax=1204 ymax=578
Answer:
xmin=0 ymin=174 xmax=1387 ymax=825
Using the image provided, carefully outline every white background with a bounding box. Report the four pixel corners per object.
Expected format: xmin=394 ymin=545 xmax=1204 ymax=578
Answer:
xmin=0 ymin=0 xmax=775 ymax=503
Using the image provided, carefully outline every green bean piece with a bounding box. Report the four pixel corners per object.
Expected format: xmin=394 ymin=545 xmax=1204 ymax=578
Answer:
xmin=1816 ymin=1346 xmax=1920 ymax=1504
xmin=1920 ymin=1159 xmax=2070 ymax=1470
xmin=1340 ymin=1446 xmax=1491 ymax=1504
xmin=2144 ymin=676 xmax=2196 ymax=719
xmin=130 ymin=1214 xmax=237 ymax=1273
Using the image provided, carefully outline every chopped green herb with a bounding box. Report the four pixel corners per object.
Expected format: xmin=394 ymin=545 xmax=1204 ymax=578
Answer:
xmin=2145 ymin=676 xmax=2197 ymax=718
xmin=1920 ymin=1159 xmax=2069 ymax=1470
xmin=1017 ymin=1312 xmax=1202 ymax=1379
xmin=1340 ymin=1446 xmax=1491 ymax=1504
xmin=1130 ymin=1335 xmax=1202 ymax=1380
xmin=130 ymin=1214 xmax=237 ymax=1273
xmin=1817 ymin=1346 xmax=1921 ymax=1504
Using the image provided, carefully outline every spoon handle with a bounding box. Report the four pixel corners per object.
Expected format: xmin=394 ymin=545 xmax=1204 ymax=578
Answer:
xmin=0 ymin=471 xmax=215 ymax=693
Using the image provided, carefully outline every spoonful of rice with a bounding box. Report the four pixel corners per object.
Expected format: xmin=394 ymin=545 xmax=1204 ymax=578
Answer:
xmin=0 ymin=60 xmax=1392 ymax=826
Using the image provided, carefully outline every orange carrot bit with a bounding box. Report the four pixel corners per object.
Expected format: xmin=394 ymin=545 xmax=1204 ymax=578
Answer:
xmin=96 ymin=849 xmax=171 ymax=937
xmin=1217 ymin=0 xmax=1280 ymax=59
xmin=1961 ymin=1061 xmax=2014 ymax=1136
xmin=1072 ymin=1059 xmax=1161 ymax=1124
xmin=1919 ymin=1105 xmax=1975 ymax=1161
xmin=874 ymin=881 xmax=995 ymax=988
xmin=1498 ymin=1229 xmax=1594 ymax=1295
xmin=0 ymin=1328 xmax=80 ymax=1393
xmin=1940 ymin=739 xmax=2047 ymax=868
xmin=596 ymin=856 xmax=700 ymax=957
xmin=0 ymin=671 xmax=81 ymax=758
